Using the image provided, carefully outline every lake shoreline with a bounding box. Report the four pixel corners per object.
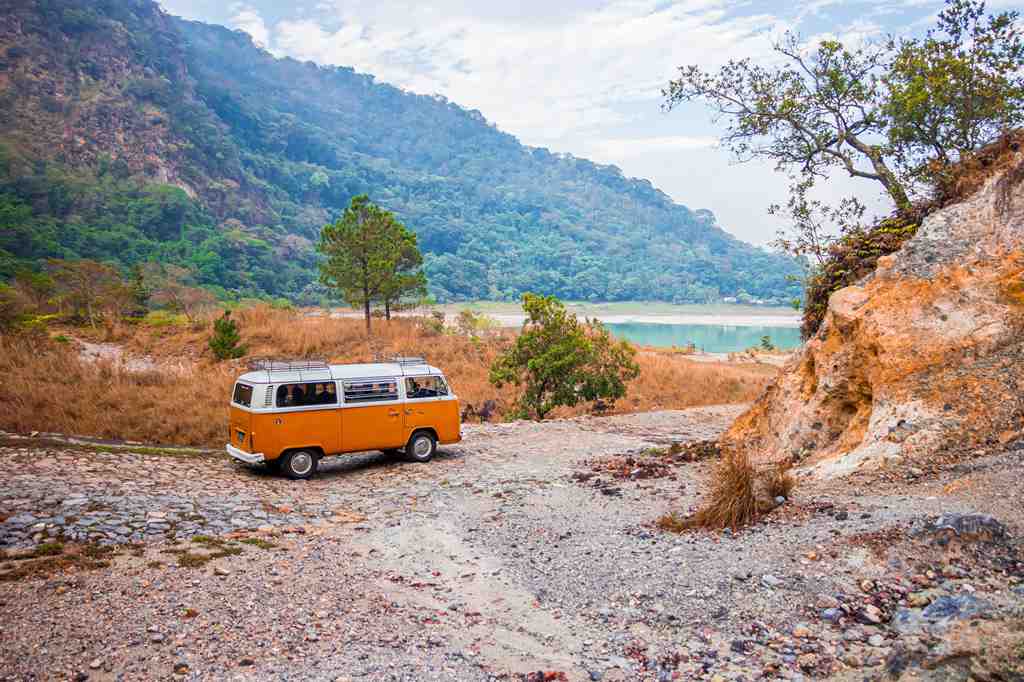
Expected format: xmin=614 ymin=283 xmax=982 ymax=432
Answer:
xmin=328 ymin=301 xmax=802 ymax=329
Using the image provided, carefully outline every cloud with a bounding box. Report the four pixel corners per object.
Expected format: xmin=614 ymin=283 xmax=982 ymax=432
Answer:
xmin=589 ymin=135 xmax=719 ymax=160
xmin=266 ymin=1 xmax=787 ymax=149
xmin=228 ymin=2 xmax=270 ymax=48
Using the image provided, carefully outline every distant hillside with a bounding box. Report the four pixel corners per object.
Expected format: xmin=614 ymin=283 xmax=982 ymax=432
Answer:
xmin=0 ymin=0 xmax=801 ymax=304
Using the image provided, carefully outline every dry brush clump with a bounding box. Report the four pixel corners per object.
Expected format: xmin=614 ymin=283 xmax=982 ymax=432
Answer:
xmin=659 ymin=450 xmax=796 ymax=532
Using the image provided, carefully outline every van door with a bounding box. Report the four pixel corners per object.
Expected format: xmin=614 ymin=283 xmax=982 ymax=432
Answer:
xmin=340 ymin=378 xmax=406 ymax=452
xmin=402 ymin=375 xmax=454 ymax=441
xmin=269 ymin=381 xmax=342 ymax=456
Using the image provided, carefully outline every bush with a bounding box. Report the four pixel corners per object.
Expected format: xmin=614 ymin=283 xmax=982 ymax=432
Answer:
xmin=669 ymin=454 xmax=795 ymax=531
xmin=489 ymin=294 xmax=640 ymax=420
xmin=209 ymin=310 xmax=246 ymax=360
xmin=142 ymin=310 xmax=187 ymax=327
xmin=802 ymin=215 xmax=918 ymax=338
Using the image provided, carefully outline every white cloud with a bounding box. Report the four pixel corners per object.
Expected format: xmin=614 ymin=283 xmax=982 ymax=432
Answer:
xmin=268 ymin=1 xmax=786 ymax=149
xmin=228 ymin=2 xmax=270 ymax=48
xmin=589 ymin=135 xmax=719 ymax=160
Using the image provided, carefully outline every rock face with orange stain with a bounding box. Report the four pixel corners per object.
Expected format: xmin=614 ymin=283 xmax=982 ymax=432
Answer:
xmin=723 ymin=154 xmax=1024 ymax=477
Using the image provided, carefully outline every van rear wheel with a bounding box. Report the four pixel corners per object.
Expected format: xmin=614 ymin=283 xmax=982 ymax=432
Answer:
xmin=404 ymin=431 xmax=436 ymax=463
xmin=281 ymin=449 xmax=317 ymax=479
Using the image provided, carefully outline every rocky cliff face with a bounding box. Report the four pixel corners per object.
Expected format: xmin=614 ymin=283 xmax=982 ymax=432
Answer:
xmin=723 ymin=151 xmax=1024 ymax=477
xmin=0 ymin=0 xmax=251 ymax=215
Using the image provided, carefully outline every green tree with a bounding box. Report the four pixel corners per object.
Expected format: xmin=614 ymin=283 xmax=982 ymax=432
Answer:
xmin=489 ymin=294 xmax=640 ymax=420
xmin=665 ymin=33 xmax=911 ymax=212
xmin=379 ymin=228 xmax=428 ymax=320
xmin=885 ymin=0 xmax=1024 ymax=180
xmin=127 ymin=264 xmax=150 ymax=318
xmin=318 ymin=195 xmax=409 ymax=333
xmin=209 ymin=310 xmax=246 ymax=360
xmin=46 ymin=259 xmax=130 ymax=328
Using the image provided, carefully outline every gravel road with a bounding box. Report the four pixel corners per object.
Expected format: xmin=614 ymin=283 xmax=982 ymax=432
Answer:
xmin=1 ymin=407 xmax=1021 ymax=681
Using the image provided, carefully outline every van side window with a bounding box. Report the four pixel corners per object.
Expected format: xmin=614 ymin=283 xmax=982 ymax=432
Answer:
xmin=233 ymin=383 xmax=254 ymax=407
xmin=343 ymin=380 xmax=398 ymax=403
xmin=276 ymin=382 xmax=338 ymax=407
xmin=405 ymin=376 xmax=448 ymax=399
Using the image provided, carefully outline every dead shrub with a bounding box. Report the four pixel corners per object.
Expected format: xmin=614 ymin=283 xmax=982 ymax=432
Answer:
xmin=670 ymin=451 xmax=796 ymax=531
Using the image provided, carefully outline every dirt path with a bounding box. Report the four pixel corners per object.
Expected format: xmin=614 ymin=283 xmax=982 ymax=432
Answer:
xmin=0 ymin=408 xmax=1021 ymax=681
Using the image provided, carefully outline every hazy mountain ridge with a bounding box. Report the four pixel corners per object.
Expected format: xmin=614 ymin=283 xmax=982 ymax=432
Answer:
xmin=0 ymin=0 xmax=801 ymax=304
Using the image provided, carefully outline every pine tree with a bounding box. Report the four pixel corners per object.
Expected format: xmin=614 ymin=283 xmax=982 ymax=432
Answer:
xmin=209 ymin=310 xmax=246 ymax=360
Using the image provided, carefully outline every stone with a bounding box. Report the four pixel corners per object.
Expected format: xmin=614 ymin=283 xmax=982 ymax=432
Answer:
xmin=239 ymin=658 xmax=255 ymax=667
xmin=213 ymin=566 xmax=230 ymax=577
xmin=907 ymin=592 xmax=932 ymax=608
xmin=892 ymin=594 xmax=993 ymax=635
xmin=821 ymin=608 xmax=842 ymax=623
xmin=761 ymin=574 xmax=783 ymax=588
xmin=792 ymin=624 xmax=812 ymax=638
xmin=89 ymin=658 xmax=102 ymax=670
xmin=867 ymin=635 xmax=885 ymax=647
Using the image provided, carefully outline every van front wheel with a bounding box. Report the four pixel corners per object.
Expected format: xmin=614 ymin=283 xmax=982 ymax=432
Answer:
xmin=281 ymin=449 xmax=318 ymax=479
xmin=404 ymin=432 xmax=436 ymax=463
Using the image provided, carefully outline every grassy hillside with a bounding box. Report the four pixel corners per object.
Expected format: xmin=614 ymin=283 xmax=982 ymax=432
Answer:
xmin=0 ymin=0 xmax=801 ymax=305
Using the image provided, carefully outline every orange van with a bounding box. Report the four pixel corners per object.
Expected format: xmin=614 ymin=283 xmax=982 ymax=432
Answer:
xmin=226 ymin=358 xmax=461 ymax=478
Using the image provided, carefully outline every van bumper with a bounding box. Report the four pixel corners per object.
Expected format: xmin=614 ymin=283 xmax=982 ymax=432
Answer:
xmin=226 ymin=443 xmax=265 ymax=465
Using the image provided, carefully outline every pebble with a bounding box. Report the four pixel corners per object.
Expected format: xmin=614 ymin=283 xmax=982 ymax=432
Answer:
xmin=867 ymin=634 xmax=885 ymax=647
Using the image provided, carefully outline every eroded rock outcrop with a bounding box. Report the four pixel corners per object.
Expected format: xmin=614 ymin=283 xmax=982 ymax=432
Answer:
xmin=723 ymin=152 xmax=1024 ymax=476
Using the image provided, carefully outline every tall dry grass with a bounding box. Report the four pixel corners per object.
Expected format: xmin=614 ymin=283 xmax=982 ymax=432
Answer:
xmin=3 ymin=306 xmax=779 ymax=447
xmin=0 ymin=336 xmax=235 ymax=446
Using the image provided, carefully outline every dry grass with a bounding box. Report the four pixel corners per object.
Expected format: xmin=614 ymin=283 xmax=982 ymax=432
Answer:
xmin=1 ymin=306 xmax=778 ymax=447
xmin=661 ymin=453 xmax=796 ymax=531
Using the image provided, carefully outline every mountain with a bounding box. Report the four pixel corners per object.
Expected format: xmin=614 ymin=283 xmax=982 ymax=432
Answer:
xmin=0 ymin=0 xmax=801 ymax=305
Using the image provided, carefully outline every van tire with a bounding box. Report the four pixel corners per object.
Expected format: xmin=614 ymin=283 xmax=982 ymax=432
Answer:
xmin=404 ymin=431 xmax=437 ymax=463
xmin=281 ymin=449 xmax=318 ymax=479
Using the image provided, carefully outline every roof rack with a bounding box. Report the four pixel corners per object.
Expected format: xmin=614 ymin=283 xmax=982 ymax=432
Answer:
xmin=373 ymin=353 xmax=428 ymax=366
xmin=246 ymin=358 xmax=330 ymax=373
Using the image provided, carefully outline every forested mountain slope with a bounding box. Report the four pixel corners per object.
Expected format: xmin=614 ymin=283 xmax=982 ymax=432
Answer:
xmin=0 ymin=0 xmax=800 ymax=304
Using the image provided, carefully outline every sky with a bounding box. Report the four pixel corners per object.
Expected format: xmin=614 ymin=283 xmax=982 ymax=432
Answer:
xmin=157 ymin=0 xmax=967 ymax=245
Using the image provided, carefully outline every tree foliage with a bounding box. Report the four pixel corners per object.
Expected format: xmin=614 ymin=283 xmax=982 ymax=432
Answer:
xmin=885 ymin=0 xmax=1024 ymax=182
xmin=489 ymin=294 xmax=640 ymax=420
xmin=665 ymin=33 xmax=910 ymax=211
xmin=45 ymin=258 xmax=131 ymax=328
xmin=318 ymin=195 xmax=426 ymax=332
xmin=209 ymin=309 xmax=246 ymax=360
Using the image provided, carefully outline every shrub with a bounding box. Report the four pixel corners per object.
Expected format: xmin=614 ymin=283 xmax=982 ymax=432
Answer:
xmin=209 ymin=311 xmax=246 ymax=360
xmin=801 ymin=215 xmax=918 ymax=338
xmin=671 ymin=453 xmax=795 ymax=531
xmin=489 ymin=294 xmax=640 ymax=420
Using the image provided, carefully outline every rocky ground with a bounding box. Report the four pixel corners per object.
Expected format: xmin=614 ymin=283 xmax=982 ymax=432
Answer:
xmin=1 ymin=407 xmax=1022 ymax=681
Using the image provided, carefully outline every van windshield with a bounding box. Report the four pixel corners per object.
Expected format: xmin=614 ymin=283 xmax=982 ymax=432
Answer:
xmin=233 ymin=383 xmax=254 ymax=407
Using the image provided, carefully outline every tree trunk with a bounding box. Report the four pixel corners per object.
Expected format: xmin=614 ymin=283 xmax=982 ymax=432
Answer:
xmin=363 ymin=285 xmax=371 ymax=335
xmin=845 ymin=135 xmax=912 ymax=213
xmin=385 ymin=298 xmax=391 ymax=321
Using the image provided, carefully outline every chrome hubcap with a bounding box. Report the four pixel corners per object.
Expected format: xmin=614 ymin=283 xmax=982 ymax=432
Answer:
xmin=413 ymin=437 xmax=432 ymax=458
xmin=291 ymin=452 xmax=313 ymax=475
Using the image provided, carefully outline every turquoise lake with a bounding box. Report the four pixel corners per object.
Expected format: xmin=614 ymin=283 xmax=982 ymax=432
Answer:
xmin=604 ymin=322 xmax=802 ymax=353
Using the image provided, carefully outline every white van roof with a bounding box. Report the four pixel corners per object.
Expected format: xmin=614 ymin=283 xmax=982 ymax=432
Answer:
xmin=236 ymin=361 xmax=445 ymax=385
